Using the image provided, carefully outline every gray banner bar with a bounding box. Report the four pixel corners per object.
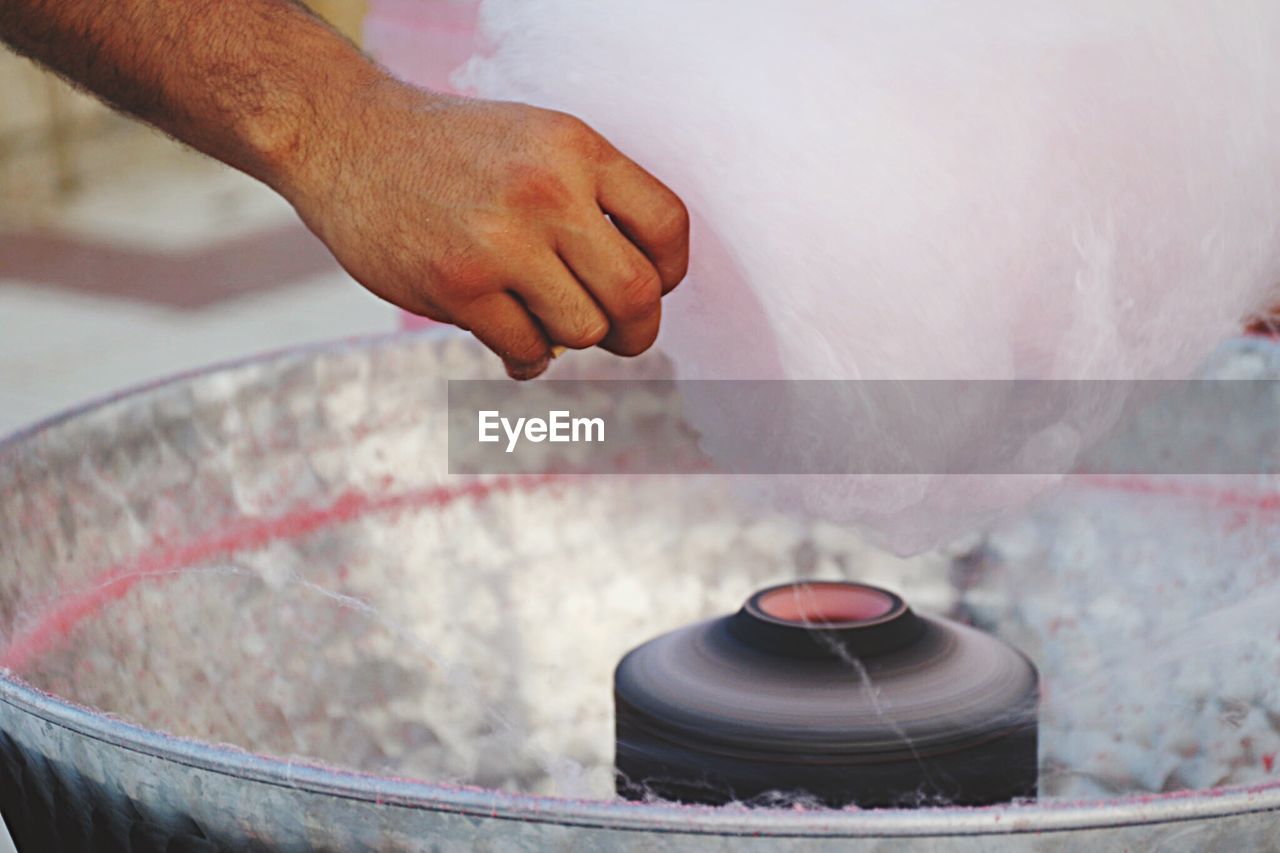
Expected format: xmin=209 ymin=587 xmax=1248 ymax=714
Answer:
xmin=447 ymin=379 xmax=1280 ymax=475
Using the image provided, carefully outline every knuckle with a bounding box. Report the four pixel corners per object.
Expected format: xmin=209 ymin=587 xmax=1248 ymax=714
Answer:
xmin=540 ymin=110 xmax=608 ymax=160
xmin=563 ymin=314 xmax=609 ymax=348
xmin=606 ymin=325 xmax=659 ymax=358
xmin=652 ymin=198 xmax=691 ymax=245
xmin=613 ymin=267 xmax=662 ymax=319
xmin=541 ymin=110 xmax=589 ymax=141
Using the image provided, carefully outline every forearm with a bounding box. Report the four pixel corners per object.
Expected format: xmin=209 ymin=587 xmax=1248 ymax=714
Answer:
xmin=0 ymin=0 xmax=391 ymax=195
xmin=0 ymin=0 xmax=690 ymax=378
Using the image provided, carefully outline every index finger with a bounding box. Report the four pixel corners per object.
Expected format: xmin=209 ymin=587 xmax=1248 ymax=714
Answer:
xmin=597 ymin=155 xmax=690 ymax=293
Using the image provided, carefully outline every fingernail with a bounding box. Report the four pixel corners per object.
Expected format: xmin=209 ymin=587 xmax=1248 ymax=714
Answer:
xmin=550 ymin=345 xmax=567 ymax=359
xmin=507 ymin=357 xmax=550 ymax=380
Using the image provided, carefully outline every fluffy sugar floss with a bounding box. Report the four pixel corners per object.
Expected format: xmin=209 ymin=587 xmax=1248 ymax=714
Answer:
xmin=459 ymin=1 xmax=1280 ymax=552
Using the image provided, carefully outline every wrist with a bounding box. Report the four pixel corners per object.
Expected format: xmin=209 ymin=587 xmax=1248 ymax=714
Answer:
xmin=261 ymin=58 xmax=460 ymax=216
xmin=251 ymin=45 xmax=403 ymax=207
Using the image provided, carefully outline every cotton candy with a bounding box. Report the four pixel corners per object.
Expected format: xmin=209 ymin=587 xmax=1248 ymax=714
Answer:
xmin=457 ymin=1 xmax=1280 ymax=551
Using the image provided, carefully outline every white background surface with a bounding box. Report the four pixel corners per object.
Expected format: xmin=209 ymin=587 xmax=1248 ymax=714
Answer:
xmin=0 ymin=160 xmax=398 ymax=437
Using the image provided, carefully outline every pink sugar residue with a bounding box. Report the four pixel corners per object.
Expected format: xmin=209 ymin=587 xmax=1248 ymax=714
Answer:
xmin=1080 ymin=474 xmax=1280 ymax=513
xmin=0 ymin=474 xmax=561 ymax=673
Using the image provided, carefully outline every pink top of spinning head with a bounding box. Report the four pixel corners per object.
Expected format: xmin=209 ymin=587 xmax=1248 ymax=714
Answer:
xmin=756 ymin=582 xmax=896 ymax=625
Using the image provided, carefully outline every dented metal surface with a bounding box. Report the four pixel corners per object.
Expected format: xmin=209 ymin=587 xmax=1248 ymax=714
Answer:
xmin=0 ymin=331 xmax=1277 ymax=850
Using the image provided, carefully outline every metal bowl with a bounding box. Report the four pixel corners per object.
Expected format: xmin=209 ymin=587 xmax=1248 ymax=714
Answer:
xmin=1 ymin=331 xmax=1277 ymax=851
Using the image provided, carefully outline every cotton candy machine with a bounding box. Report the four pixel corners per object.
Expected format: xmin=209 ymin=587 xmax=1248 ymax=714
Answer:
xmin=1 ymin=331 xmax=1279 ymax=851
xmin=615 ymin=580 xmax=1039 ymax=808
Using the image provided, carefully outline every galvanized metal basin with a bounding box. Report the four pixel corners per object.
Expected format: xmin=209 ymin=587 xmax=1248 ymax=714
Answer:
xmin=0 ymin=331 xmax=1277 ymax=851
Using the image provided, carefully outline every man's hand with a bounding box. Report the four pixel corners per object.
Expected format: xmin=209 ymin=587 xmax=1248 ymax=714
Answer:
xmin=281 ymin=83 xmax=689 ymax=379
xmin=0 ymin=0 xmax=689 ymax=379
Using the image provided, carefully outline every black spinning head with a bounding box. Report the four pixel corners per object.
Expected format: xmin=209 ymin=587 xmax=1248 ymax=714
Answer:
xmin=614 ymin=580 xmax=1038 ymax=808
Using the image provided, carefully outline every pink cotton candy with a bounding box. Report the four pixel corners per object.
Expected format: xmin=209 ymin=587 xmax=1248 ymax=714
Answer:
xmin=457 ymin=1 xmax=1280 ymax=551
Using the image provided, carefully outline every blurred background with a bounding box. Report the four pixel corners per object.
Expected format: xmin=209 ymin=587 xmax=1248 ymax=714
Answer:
xmin=0 ymin=0 xmax=477 ymax=435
